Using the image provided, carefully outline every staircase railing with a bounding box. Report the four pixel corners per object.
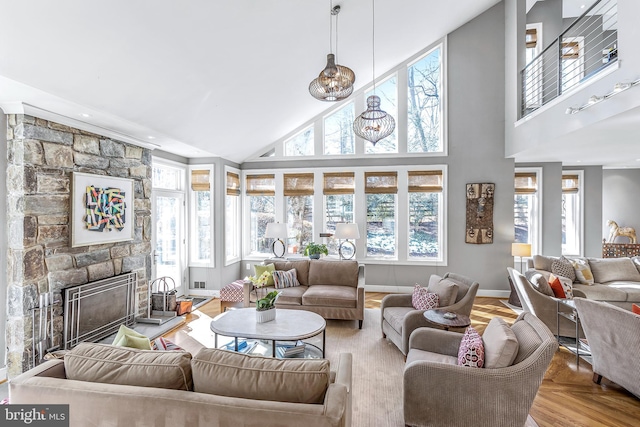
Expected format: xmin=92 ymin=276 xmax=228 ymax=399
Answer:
xmin=521 ymin=0 xmax=618 ymax=117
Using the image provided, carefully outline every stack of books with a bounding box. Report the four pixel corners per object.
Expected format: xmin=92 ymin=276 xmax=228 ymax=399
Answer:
xmin=277 ymin=340 xmax=306 ymax=358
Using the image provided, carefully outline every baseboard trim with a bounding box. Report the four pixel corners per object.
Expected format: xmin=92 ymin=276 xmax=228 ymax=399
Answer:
xmin=186 ymin=290 xmax=219 ymax=298
xmin=365 ymin=285 xmax=509 ymax=298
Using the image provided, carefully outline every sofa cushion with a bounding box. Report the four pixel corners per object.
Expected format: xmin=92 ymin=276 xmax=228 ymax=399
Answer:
xmin=525 ymin=271 xmax=554 ymax=297
xmin=428 ymin=279 xmax=459 ymax=307
xmin=457 ymin=327 xmax=484 ymax=368
xmin=64 ymin=343 xmax=193 ymax=390
xmin=267 ymin=259 xmax=311 ymax=286
xmin=254 ymin=263 xmax=276 ymax=286
xmin=411 ymin=285 xmax=439 ymax=310
xmin=551 ymin=256 xmax=576 ymax=282
xmin=302 ymin=285 xmax=357 ymax=308
xmin=272 ymin=268 xmax=300 ymax=289
xmin=272 ymin=285 xmax=307 ymax=305
xmin=608 ymin=282 xmax=640 ymax=302
xmin=533 ymin=255 xmax=558 ymax=271
xmin=571 ymin=258 xmax=595 ymax=285
xmin=384 ymin=306 xmax=414 ymax=334
xmin=192 ymin=348 xmax=330 ymax=404
xmin=588 ymin=258 xmax=640 ymax=283
xmin=406 ymin=348 xmax=457 ymax=366
xmin=308 ymin=260 xmax=359 ymax=287
xmin=572 ymin=283 xmax=628 ymax=302
xmin=482 ymin=318 xmax=519 ymax=369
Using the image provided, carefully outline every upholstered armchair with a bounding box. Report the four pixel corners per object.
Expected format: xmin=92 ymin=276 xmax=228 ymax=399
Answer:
xmin=574 ymin=298 xmax=640 ymax=398
xmin=381 ymin=273 xmax=479 ymax=355
xmin=507 ymin=267 xmax=580 ymax=338
xmin=403 ymin=312 xmax=558 ymax=427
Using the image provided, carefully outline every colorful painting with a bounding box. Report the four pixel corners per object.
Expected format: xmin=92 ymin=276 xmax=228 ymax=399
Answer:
xmin=84 ymin=186 xmax=127 ymax=231
xmin=72 ymin=172 xmax=134 ymax=247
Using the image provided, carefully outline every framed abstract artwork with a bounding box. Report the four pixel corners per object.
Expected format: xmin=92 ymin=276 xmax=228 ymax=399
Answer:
xmin=71 ymin=172 xmax=134 ymax=247
xmin=465 ymin=183 xmax=495 ymax=244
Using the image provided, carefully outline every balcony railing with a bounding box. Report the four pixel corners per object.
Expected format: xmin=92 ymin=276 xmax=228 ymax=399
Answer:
xmin=521 ymin=0 xmax=618 ymax=117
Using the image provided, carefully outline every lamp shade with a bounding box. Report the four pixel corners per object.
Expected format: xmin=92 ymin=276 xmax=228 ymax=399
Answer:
xmin=511 ymin=243 xmax=531 ymax=257
xmin=334 ymin=223 xmax=360 ymax=240
xmin=265 ymin=223 xmax=288 ymax=239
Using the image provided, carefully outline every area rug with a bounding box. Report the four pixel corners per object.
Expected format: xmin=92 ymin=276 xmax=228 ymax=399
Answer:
xmin=317 ymin=309 xmax=539 ymax=427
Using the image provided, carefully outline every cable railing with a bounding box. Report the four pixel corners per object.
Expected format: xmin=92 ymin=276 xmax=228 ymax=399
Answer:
xmin=521 ymin=0 xmax=617 ymax=117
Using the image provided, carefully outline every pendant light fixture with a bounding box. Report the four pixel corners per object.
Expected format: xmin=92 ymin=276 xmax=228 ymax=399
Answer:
xmin=353 ymin=0 xmax=395 ymax=145
xmin=309 ymin=2 xmax=356 ymax=102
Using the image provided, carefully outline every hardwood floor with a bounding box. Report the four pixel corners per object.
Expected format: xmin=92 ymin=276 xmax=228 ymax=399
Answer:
xmin=164 ymin=293 xmax=640 ymax=427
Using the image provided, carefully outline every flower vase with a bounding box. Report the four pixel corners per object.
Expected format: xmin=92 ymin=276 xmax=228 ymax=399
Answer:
xmin=256 ymin=307 xmax=276 ymax=323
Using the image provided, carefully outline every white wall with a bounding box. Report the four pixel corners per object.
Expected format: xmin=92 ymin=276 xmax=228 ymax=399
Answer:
xmin=1 ymin=113 xmax=7 ymax=376
xmin=603 ymin=169 xmax=640 ymax=242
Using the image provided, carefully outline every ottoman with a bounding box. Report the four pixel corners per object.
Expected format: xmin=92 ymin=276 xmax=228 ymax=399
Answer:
xmin=220 ymin=280 xmax=245 ymax=311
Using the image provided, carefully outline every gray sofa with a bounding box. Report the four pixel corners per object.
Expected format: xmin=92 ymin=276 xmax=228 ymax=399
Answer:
xmin=10 ymin=343 xmax=353 ymax=427
xmin=244 ymin=258 xmax=365 ymax=328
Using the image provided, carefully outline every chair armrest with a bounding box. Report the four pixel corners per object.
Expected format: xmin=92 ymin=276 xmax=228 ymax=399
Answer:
xmin=243 ymin=281 xmax=254 ymax=308
xmin=408 ymin=327 xmax=464 ymax=356
xmin=333 ymin=353 xmax=352 ymax=393
xmin=10 ymin=360 xmax=66 ymax=384
xmin=443 ymin=282 xmax=479 ymax=317
xmin=380 ymin=294 xmax=413 ymax=310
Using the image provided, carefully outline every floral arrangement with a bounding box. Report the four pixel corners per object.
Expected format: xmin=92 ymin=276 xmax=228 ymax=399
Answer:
xmin=248 ymin=271 xmax=271 ymax=289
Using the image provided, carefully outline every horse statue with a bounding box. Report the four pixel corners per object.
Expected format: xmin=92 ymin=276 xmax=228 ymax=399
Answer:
xmin=607 ymin=220 xmax=637 ymax=244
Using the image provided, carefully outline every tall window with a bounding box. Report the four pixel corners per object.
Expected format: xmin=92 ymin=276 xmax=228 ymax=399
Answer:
xmin=284 ymin=126 xmax=314 ymax=156
xmin=225 ymin=170 xmax=241 ymax=264
xmin=365 ymin=75 xmax=398 ymax=154
xmin=562 ymin=173 xmax=582 ymax=256
xmin=324 ymin=103 xmax=355 ymax=155
xmin=189 ymin=168 xmax=212 ymax=265
xmin=408 ymin=171 xmax=443 ymax=260
xmin=324 ymin=172 xmax=355 ymax=256
xmin=561 ymin=38 xmax=584 ymax=93
xmin=408 ymin=46 xmax=442 ymax=153
xmin=524 ymin=24 xmax=543 ymax=111
xmin=514 ymin=170 xmax=540 ymax=254
xmin=246 ymin=174 xmax=275 ymax=255
xmin=284 ymin=173 xmax=314 ymax=254
xmin=366 ymin=172 xmax=397 ymax=258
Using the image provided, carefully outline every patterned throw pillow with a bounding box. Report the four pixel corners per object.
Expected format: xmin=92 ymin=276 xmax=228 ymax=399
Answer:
xmin=551 ymin=256 xmax=576 ymax=282
xmin=254 ymin=263 xmax=276 ymax=286
xmin=571 ymin=259 xmax=595 ymax=285
xmin=152 ymin=337 xmax=184 ymax=351
xmin=548 ymin=274 xmax=573 ymax=299
xmin=411 ymin=284 xmax=439 ymax=310
xmin=633 ymin=304 xmax=640 ymax=316
xmin=272 ymin=269 xmax=300 ymax=289
xmin=457 ymin=326 xmax=484 ymax=368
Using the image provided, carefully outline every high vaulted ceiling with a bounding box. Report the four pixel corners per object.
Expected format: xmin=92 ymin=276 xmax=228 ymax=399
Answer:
xmin=0 ymin=0 xmax=501 ymax=163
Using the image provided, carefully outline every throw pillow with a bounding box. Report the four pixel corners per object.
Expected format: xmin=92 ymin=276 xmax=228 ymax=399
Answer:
xmin=571 ymin=259 xmax=595 ymax=285
xmin=482 ymin=317 xmax=519 ymax=369
xmin=549 ymin=274 xmax=574 ymax=299
xmin=152 ymin=337 xmax=184 ymax=351
xmin=112 ymin=324 xmax=152 ymax=350
xmin=457 ymin=326 xmax=484 ymax=368
xmin=632 ymin=304 xmax=640 ymax=315
xmin=427 ymin=279 xmax=459 ymax=307
xmin=551 ymin=256 xmax=576 ymax=282
xmin=411 ymin=284 xmax=439 ymax=310
xmin=272 ymin=268 xmax=300 ymax=289
xmin=524 ymin=271 xmax=555 ymax=297
xmin=254 ymin=263 xmax=276 ymax=287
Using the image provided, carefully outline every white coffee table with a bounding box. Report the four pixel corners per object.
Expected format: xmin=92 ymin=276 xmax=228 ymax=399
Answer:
xmin=210 ymin=308 xmax=326 ymax=357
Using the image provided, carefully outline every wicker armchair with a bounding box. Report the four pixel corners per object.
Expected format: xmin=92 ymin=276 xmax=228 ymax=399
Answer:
xmin=381 ymin=273 xmax=479 ymax=355
xmin=574 ymin=298 xmax=640 ymax=398
xmin=403 ymin=312 xmax=557 ymax=427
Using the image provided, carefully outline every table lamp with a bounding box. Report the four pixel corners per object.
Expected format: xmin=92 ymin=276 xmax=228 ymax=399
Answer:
xmin=511 ymin=243 xmax=531 ymax=273
xmin=265 ymin=222 xmax=288 ymax=258
xmin=334 ymin=223 xmax=360 ymax=260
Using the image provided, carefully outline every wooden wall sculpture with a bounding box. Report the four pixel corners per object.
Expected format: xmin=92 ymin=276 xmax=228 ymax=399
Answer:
xmin=466 ymin=183 xmax=495 ymax=244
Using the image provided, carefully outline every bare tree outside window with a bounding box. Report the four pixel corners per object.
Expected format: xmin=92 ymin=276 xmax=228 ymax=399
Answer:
xmin=325 ymin=194 xmax=354 ymax=255
xmin=324 ymin=103 xmax=355 ymax=155
xmin=409 ymin=192 xmax=439 ymax=259
xmin=366 ymin=194 xmax=396 ymax=257
xmin=249 ymin=196 xmax=275 ymax=254
xmin=408 ymin=47 xmax=442 ymax=153
xmin=286 ymin=196 xmax=313 ymax=254
xmin=285 ymin=126 xmax=314 ymax=156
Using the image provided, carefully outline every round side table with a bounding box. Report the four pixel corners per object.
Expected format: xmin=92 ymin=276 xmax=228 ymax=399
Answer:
xmin=423 ymin=309 xmax=471 ymax=331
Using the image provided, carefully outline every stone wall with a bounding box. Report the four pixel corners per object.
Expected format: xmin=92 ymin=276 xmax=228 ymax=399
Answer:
xmin=5 ymin=114 xmax=152 ymax=377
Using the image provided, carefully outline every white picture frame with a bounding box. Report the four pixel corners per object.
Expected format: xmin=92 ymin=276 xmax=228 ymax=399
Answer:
xmin=71 ymin=172 xmax=135 ymax=247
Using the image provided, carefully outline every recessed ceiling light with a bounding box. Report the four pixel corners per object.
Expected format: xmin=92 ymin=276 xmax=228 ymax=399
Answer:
xmin=581 ymin=4 xmax=586 ymax=9
xmin=80 ymin=113 xmax=91 ymax=118
xmin=576 ymin=160 xmax=582 ymax=163
xmin=147 ymin=136 xmax=155 ymax=140
xmin=636 ymin=159 xmax=640 ymax=162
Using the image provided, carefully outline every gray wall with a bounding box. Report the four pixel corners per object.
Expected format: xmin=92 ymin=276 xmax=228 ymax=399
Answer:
xmin=243 ymin=3 xmax=513 ymax=294
xmin=1 ymin=113 xmax=7 ymax=372
xmin=527 ymin=0 xmax=563 ymax=49
xmin=602 ymin=169 xmax=640 ymax=242
xmin=565 ymin=166 xmax=603 ymax=257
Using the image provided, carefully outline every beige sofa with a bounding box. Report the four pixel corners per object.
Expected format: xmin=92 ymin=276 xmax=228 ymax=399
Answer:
xmin=244 ymin=258 xmax=365 ymax=328
xmin=10 ymin=343 xmax=353 ymax=427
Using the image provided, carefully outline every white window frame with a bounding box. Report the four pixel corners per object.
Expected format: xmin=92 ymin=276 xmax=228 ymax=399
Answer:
xmin=242 ymin=165 xmax=448 ymax=266
xmin=514 ymin=166 xmax=543 ymax=256
xmin=524 ymin=23 xmax=543 ymax=109
xmin=225 ymin=166 xmax=242 ymax=266
xmin=562 ymin=169 xmax=584 ymax=257
xmin=188 ymin=164 xmax=214 ymax=268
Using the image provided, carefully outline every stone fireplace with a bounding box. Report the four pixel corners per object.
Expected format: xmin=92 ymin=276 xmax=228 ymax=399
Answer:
xmin=5 ymin=114 xmax=153 ymax=377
